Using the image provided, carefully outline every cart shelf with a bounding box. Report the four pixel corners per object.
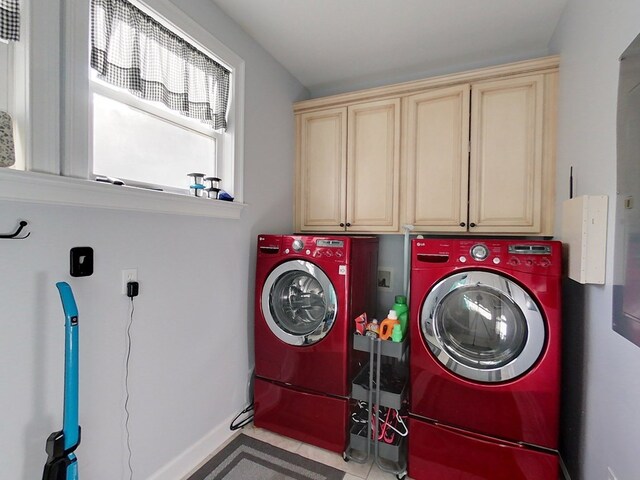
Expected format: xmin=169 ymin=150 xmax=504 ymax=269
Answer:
xmin=352 ymin=362 xmax=407 ymax=410
xmin=353 ymin=333 xmax=408 ymax=359
xmin=345 ymin=334 xmax=408 ymax=479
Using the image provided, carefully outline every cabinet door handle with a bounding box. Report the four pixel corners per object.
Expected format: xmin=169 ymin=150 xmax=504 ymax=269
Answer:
xmin=346 ymin=222 xmax=351 ymax=227
xmin=469 ymin=222 xmax=476 ymax=228
xmin=339 ymin=223 xmax=345 ymax=228
xmin=459 ymin=222 xmax=466 ymax=227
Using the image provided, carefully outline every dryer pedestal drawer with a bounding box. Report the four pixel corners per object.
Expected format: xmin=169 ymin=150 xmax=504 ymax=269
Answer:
xmin=408 ymin=417 xmax=559 ymax=480
xmin=254 ymin=377 xmax=348 ymax=453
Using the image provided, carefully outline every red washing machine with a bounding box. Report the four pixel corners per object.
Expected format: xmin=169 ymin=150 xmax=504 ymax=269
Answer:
xmin=408 ymin=238 xmax=562 ymax=480
xmin=254 ymin=234 xmax=378 ymax=453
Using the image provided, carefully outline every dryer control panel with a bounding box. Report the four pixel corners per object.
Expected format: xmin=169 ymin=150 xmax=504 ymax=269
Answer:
xmin=257 ymin=234 xmax=350 ymax=262
xmin=413 ymin=238 xmax=561 ymax=276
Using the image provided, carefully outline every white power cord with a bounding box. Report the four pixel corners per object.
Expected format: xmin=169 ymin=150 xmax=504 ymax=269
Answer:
xmin=124 ymin=298 xmax=135 ymax=480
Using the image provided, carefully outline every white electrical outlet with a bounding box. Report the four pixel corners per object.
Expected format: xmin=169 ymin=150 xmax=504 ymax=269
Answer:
xmin=122 ymin=269 xmax=138 ymax=295
xmin=607 ymin=467 xmax=618 ymax=480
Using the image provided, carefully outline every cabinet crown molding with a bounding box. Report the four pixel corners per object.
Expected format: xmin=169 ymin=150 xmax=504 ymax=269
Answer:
xmin=294 ymin=55 xmax=559 ymax=114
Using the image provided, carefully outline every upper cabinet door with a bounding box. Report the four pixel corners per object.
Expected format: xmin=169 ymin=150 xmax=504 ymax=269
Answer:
xmin=469 ymin=74 xmax=545 ymax=233
xmin=297 ymin=107 xmax=348 ymax=232
xmin=346 ymin=99 xmax=400 ymax=232
xmin=405 ymin=85 xmax=470 ymax=231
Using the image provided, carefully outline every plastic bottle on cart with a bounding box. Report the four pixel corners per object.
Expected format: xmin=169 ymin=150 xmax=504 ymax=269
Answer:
xmin=365 ymin=319 xmax=379 ymax=337
xmin=379 ymin=310 xmax=400 ymax=340
xmin=391 ymin=324 xmax=403 ymax=342
xmin=392 ymin=295 xmax=409 ymax=337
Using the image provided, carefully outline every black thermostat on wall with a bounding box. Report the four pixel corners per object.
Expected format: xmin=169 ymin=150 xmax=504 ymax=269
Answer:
xmin=70 ymin=247 xmax=94 ymax=277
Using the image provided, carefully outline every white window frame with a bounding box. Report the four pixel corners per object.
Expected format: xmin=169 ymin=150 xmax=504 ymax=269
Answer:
xmin=0 ymin=0 xmax=245 ymax=219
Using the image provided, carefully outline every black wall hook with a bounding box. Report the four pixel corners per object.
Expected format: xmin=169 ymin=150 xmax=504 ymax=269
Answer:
xmin=1 ymin=220 xmax=30 ymax=239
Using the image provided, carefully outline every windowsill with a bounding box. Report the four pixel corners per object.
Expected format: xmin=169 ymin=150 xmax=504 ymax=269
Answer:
xmin=0 ymin=168 xmax=245 ymax=218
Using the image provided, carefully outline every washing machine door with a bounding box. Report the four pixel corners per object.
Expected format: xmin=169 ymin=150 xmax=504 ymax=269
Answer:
xmin=421 ymin=271 xmax=545 ymax=382
xmin=262 ymin=260 xmax=338 ymax=346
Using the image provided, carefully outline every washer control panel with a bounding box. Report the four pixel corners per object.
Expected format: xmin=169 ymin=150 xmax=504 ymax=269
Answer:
xmin=413 ymin=239 xmax=561 ymax=276
xmin=268 ymin=236 xmax=348 ymax=261
xmin=313 ymin=239 xmax=346 ymax=259
xmin=258 ymin=235 xmax=353 ymax=263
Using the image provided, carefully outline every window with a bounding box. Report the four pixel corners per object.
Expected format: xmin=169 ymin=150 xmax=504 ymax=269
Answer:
xmin=0 ymin=0 xmax=245 ymax=218
xmin=89 ymin=0 xmax=230 ymax=194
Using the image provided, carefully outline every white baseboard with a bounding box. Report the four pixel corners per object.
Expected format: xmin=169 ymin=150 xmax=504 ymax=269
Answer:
xmin=147 ymin=412 xmax=238 ymax=480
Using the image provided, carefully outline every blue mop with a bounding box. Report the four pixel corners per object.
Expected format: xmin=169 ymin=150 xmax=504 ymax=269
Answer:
xmin=42 ymin=282 xmax=81 ymax=480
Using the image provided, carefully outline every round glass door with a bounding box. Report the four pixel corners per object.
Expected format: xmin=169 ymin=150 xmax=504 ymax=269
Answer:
xmin=262 ymin=260 xmax=337 ymax=346
xmin=421 ymin=271 xmax=545 ymax=382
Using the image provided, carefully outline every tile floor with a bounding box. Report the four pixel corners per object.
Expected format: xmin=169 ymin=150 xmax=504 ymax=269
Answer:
xmin=242 ymin=423 xmax=411 ymax=480
xmin=195 ymin=424 xmax=567 ymax=480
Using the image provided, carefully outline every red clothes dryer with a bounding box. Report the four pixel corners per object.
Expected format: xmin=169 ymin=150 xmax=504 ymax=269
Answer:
xmin=408 ymin=238 xmax=562 ymax=480
xmin=254 ymin=234 xmax=378 ymax=453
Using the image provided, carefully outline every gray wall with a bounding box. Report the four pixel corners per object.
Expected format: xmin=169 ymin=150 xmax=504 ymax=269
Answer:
xmin=375 ymin=235 xmax=406 ymax=318
xmin=0 ymin=1 xmax=307 ymax=479
xmin=550 ymin=1 xmax=640 ymax=479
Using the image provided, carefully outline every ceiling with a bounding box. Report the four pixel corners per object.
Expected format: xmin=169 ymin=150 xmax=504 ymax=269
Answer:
xmin=211 ymin=0 xmax=568 ymax=97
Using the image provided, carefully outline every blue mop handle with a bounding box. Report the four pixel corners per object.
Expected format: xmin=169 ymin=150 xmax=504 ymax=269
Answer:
xmin=56 ymin=282 xmax=80 ymax=452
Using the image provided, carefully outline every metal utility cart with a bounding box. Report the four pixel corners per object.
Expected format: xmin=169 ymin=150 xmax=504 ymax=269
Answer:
xmin=344 ymin=334 xmax=408 ymax=479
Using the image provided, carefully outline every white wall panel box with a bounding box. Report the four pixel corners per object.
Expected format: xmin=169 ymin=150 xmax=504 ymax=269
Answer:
xmin=561 ymin=195 xmax=608 ymax=284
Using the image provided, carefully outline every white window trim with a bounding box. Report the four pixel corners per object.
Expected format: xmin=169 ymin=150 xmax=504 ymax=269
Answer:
xmin=0 ymin=0 xmax=246 ymax=219
xmin=0 ymin=167 xmax=243 ymax=217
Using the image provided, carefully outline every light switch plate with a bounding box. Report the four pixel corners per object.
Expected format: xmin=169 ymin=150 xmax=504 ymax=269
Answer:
xmin=70 ymin=247 xmax=94 ymax=277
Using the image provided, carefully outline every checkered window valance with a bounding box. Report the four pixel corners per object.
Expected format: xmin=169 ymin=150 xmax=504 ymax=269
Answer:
xmin=90 ymin=0 xmax=231 ymax=131
xmin=0 ymin=0 xmax=20 ymax=41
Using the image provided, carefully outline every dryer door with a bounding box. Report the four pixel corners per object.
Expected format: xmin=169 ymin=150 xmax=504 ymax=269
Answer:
xmin=262 ymin=260 xmax=338 ymax=346
xmin=421 ymin=271 xmax=545 ymax=382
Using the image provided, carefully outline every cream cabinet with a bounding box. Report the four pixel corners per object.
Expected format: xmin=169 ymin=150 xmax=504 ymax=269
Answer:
xmin=295 ymin=56 xmax=558 ymax=236
xmin=295 ymin=98 xmax=400 ymax=232
xmin=468 ymin=74 xmax=551 ymax=234
xmin=403 ymin=72 xmax=557 ymax=235
xmin=404 ymin=85 xmax=471 ymax=232
xmin=296 ymin=107 xmax=347 ymax=231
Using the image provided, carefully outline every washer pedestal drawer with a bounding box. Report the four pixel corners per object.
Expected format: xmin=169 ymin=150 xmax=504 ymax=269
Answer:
xmin=254 ymin=377 xmax=348 ymax=453
xmin=408 ymin=416 xmax=559 ymax=480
